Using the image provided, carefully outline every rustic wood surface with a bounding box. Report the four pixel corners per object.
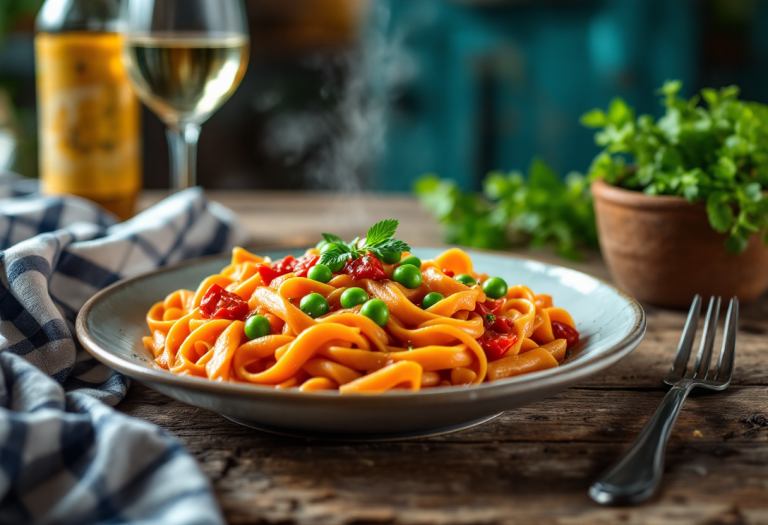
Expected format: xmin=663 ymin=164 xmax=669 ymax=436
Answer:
xmin=123 ymin=192 xmax=768 ymax=525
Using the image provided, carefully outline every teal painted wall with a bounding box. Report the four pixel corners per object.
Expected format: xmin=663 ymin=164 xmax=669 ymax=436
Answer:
xmin=373 ymin=0 xmax=700 ymax=191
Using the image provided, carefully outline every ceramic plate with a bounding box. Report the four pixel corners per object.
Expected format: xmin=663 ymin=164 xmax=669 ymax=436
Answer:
xmin=77 ymin=247 xmax=645 ymax=440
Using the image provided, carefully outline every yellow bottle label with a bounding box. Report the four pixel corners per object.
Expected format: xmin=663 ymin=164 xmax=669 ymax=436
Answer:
xmin=36 ymin=32 xmax=141 ymax=200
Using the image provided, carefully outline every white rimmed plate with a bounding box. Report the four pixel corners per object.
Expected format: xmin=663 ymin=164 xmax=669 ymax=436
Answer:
xmin=76 ymin=247 xmax=645 ymax=440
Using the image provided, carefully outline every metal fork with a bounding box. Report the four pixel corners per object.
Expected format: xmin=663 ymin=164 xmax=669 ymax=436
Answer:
xmin=589 ymin=295 xmax=739 ymax=505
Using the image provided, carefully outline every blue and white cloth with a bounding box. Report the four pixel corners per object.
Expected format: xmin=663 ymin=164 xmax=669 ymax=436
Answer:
xmin=0 ymin=172 xmax=250 ymax=524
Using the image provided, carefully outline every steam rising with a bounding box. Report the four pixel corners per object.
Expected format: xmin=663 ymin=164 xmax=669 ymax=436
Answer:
xmin=257 ymin=1 xmax=402 ymax=192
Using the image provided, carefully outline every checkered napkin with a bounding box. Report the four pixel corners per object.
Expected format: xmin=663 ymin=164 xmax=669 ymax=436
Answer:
xmin=0 ymin=173 xmax=249 ymax=524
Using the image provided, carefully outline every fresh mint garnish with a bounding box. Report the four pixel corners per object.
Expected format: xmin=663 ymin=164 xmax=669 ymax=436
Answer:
xmin=319 ymin=219 xmax=411 ymax=267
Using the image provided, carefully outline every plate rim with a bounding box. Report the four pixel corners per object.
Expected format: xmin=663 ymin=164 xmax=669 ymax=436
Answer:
xmin=76 ymin=244 xmax=646 ymax=405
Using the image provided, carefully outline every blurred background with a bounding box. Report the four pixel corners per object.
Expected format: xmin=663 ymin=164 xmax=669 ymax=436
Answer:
xmin=1 ymin=0 xmax=766 ymax=192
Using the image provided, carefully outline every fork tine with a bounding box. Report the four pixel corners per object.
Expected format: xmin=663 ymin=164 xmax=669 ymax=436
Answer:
xmin=690 ymin=296 xmax=720 ymax=379
xmin=713 ymin=297 xmax=738 ymax=384
xmin=669 ymin=295 xmax=702 ymax=379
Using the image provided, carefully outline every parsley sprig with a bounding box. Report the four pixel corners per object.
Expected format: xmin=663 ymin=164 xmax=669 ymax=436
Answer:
xmin=582 ymin=80 xmax=768 ymax=253
xmin=319 ymin=219 xmax=410 ymax=268
xmin=415 ymin=159 xmax=598 ymax=260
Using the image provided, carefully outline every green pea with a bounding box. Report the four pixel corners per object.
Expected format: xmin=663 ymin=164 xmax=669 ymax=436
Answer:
xmin=300 ymin=293 xmax=329 ymax=318
xmin=315 ymin=239 xmax=328 ymax=250
xmin=393 ymin=264 xmax=422 ymax=289
xmin=455 ymin=273 xmax=476 ymax=286
xmin=481 ymin=276 xmax=508 ymax=299
xmin=308 ymin=264 xmax=332 ymax=283
xmin=361 ymin=298 xmax=389 ymax=327
xmin=244 ymin=314 xmax=271 ymax=340
xmin=326 ymin=257 xmax=347 ymax=273
xmin=399 ymin=255 xmax=421 ymax=268
xmin=340 ymin=287 xmax=369 ymax=309
xmin=381 ymin=251 xmax=402 ymax=264
xmin=421 ymin=292 xmax=444 ymax=310
xmin=319 ymin=242 xmax=339 ymax=255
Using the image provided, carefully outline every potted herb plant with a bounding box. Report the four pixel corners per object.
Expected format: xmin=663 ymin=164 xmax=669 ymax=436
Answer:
xmin=583 ymin=81 xmax=768 ymax=307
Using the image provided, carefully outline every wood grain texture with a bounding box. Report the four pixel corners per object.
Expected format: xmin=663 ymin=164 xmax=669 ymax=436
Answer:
xmin=125 ymin=192 xmax=768 ymax=524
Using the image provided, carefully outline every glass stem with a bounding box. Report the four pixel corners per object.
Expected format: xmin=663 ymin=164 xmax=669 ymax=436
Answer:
xmin=166 ymin=122 xmax=201 ymax=190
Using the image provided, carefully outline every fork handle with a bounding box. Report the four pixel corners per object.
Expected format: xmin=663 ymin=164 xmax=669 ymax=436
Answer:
xmin=589 ymin=384 xmax=693 ymax=505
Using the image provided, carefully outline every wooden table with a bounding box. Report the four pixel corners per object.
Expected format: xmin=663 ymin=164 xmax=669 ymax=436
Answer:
xmin=122 ymin=192 xmax=768 ymax=524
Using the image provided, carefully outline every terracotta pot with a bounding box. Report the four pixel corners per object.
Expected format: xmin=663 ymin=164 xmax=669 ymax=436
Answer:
xmin=591 ymin=178 xmax=768 ymax=308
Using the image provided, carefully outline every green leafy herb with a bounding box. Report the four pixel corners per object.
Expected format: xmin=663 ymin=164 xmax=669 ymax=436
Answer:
xmin=365 ymin=219 xmax=398 ymax=246
xmin=319 ymin=219 xmax=411 ymax=267
xmin=321 ymin=233 xmax=345 ymax=244
xmin=582 ymin=80 xmax=768 ymax=253
xmin=415 ymin=159 xmax=598 ymax=260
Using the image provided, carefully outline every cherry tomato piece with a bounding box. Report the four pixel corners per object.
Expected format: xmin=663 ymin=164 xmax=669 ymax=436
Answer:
xmin=293 ymin=254 xmax=319 ymax=278
xmin=478 ymin=332 xmax=518 ymax=361
xmin=342 ymin=255 xmax=387 ymax=280
xmin=271 ymin=255 xmax=296 ymax=275
xmin=258 ymin=254 xmax=319 ymax=285
xmin=199 ymin=284 xmax=249 ymax=321
xmin=474 ymin=303 xmax=494 ymax=328
xmin=485 ymin=299 xmax=505 ymax=314
xmin=257 ymin=265 xmax=281 ymax=286
xmin=552 ymin=321 xmax=579 ymax=348
xmin=474 ymin=299 xmax=506 ymax=327
xmin=489 ymin=315 xmax=515 ymax=334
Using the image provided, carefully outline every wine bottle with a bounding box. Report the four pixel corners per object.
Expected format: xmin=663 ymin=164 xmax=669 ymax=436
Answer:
xmin=35 ymin=0 xmax=142 ymax=221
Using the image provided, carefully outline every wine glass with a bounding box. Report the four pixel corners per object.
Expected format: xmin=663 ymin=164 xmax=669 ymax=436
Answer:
xmin=120 ymin=0 xmax=249 ymax=190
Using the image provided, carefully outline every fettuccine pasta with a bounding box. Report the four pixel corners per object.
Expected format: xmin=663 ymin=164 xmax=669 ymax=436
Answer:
xmin=143 ymin=227 xmax=580 ymax=394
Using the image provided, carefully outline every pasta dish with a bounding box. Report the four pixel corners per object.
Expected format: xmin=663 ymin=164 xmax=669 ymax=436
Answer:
xmin=143 ymin=220 xmax=579 ymax=393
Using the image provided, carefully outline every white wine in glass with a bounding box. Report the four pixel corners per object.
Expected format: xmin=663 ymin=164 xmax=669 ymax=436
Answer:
xmin=121 ymin=0 xmax=249 ymax=190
